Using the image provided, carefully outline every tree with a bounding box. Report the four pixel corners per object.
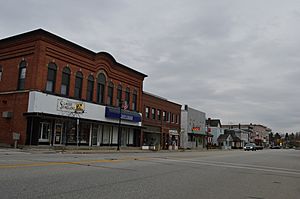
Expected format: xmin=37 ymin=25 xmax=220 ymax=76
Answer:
xmin=285 ymin=133 xmax=289 ymax=141
xmin=274 ymin=133 xmax=281 ymax=145
xmin=290 ymin=133 xmax=295 ymax=141
xmin=269 ymin=132 xmax=274 ymax=144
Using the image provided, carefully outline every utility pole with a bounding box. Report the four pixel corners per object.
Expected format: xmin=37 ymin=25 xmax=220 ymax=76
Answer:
xmin=117 ymin=100 xmax=122 ymax=151
xmin=77 ymin=118 xmax=79 ymax=148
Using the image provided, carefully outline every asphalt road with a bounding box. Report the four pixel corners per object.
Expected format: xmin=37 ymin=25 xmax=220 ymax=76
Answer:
xmin=0 ymin=149 xmax=299 ymax=199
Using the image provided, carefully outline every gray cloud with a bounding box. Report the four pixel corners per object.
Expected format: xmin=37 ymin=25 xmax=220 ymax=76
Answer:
xmin=1 ymin=0 xmax=300 ymax=133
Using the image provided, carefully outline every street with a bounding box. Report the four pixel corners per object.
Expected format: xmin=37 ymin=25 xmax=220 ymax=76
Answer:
xmin=0 ymin=149 xmax=299 ymax=199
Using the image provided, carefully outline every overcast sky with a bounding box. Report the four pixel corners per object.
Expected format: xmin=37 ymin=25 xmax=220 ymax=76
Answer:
xmin=1 ymin=0 xmax=300 ymax=133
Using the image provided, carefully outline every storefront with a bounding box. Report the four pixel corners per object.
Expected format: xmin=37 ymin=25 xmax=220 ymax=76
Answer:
xmin=25 ymin=91 xmax=142 ymax=147
xmin=142 ymin=125 xmax=161 ymax=150
xmin=168 ymin=129 xmax=179 ymax=150
xmin=186 ymin=127 xmax=206 ymax=149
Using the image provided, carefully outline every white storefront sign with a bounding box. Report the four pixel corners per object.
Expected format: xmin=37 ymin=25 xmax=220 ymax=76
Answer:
xmin=27 ymin=91 xmax=141 ymax=126
xmin=57 ymin=99 xmax=85 ymax=113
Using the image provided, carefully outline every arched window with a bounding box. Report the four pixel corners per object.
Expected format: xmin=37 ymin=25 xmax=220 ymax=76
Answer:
xmin=61 ymin=67 xmax=71 ymax=96
xmin=86 ymin=75 xmax=94 ymax=102
xmin=74 ymin=71 xmax=83 ymax=99
xmin=97 ymin=73 xmax=106 ymax=104
xmin=116 ymin=85 xmax=122 ymax=107
xmin=17 ymin=61 xmax=27 ymax=90
xmin=46 ymin=62 xmax=57 ymax=92
xmin=107 ymin=82 xmax=114 ymax=106
xmin=125 ymin=87 xmax=130 ymax=110
xmin=0 ymin=65 xmax=2 ymax=81
xmin=132 ymin=90 xmax=137 ymax=111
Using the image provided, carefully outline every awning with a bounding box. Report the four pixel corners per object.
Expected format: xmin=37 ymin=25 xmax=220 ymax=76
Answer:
xmin=169 ymin=129 xmax=179 ymax=136
xmin=188 ymin=132 xmax=207 ymax=136
xmin=143 ymin=125 xmax=161 ymax=134
xmin=143 ymin=130 xmax=161 ymax=134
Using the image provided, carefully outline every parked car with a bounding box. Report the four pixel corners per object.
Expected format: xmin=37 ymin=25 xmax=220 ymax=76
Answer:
xmin=270 ymin=145 xmax=281 ymax=149
xmin=244 ymin=143 xmax=256 ymax=151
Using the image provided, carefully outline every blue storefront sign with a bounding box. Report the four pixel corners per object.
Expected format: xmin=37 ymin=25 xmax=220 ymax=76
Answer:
xmin=105 ymin=107 xmax=141 ymax=123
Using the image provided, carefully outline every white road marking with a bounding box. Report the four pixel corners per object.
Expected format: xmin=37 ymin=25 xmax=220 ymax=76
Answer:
xmin=154 ymin=158 xmax=300 ymax=176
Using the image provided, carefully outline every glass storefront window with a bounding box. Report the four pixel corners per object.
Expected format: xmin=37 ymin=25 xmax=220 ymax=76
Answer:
xmin=102 ymin=126 xmax=111 ymax=144
xmin=92 ymin=125 xmax=98 ymax=146
xmin=66 ymin=121 xmax=77 ymax=144
xmin=39 ymin=122 xmax=51 ymax=142
xmin=80 ymin=122 xmax=90 ymax=144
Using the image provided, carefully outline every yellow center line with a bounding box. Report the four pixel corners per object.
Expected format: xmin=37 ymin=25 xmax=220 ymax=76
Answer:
xmin=0 ymin=159 xmax=121 ymax=169
xmin=0 ymin=156 xmax=155 ymax=169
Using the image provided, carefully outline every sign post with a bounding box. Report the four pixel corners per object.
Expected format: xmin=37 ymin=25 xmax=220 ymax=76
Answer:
xmin=13 ymin=132 xmax=20 ymax=149
xmin=117 ymin=101 xmax=122 ymax=151
xmin=76 ymin=118 xmax=79 ymax=147
xmin=74 ymin=102 xmax=84 ymax=148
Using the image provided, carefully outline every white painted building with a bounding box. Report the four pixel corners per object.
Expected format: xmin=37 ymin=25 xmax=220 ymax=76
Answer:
xmin=206 ymin=119 xmax=223 ymax=146
xmin=181 ymin=105 xmax=206 ymax=149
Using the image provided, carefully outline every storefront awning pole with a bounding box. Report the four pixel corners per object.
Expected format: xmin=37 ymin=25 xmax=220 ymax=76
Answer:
xmin=117 ymin=101 xmax=122 ymax=151
xmin=77 ymin=118 xmax=79 ymax=147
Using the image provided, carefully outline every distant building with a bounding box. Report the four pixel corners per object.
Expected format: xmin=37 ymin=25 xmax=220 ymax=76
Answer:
xmin=223 ymin=129 xmax=249 ymax=148
xmin=217 ymin=134 xmax=233 ymax=150
xmin=181 ymin=105 xmax=206 ymax=149
xmin=222 ymin=123 xmax=271 ymax=147
xmin=206 ymin=118 xmax=223 ymax=146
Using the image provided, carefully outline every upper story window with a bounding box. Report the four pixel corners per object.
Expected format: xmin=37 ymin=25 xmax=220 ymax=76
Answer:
xmin=116 ymin=85 xmax=122 ymax=107
xmin=125 ymin=87 xmax=130 ymax=110
xmin=86 ymin=75 xmax=94 ymax=102
xmin=167 ymin=112 xmax=171 ymax=122
xmin=46 ymin=62 xmax=57 ymax=92
xmin=0 ymin=65 xmax=2 ymax=81
xmin=176 ymin=115 xmax=178 ymax=124
xmin=18 ymin=61 xmax=27 ymax=90
xmin=97 ymin=73 xmax=106 ymax=104
xmin=157 ymin=109 xmax=161 ymax=120
xmin=61 ymin=67 xmax=71 ymax=96
xmin=74 ymin=71 xmax=83 ymax=99
xmin=163 ymin=111 xmax=166 ymax=121
xmin=152 ymin=108 xmax=156 ymax=120
xmin=107 ymin=82 xmax=114 ymax=106
xmin=171 ymin=113 xmax=174 ymax=123
xmin=132 ymin=90 xmax=137 ymax=111
xmin=145 ymin=107 xmax=149 ymax=118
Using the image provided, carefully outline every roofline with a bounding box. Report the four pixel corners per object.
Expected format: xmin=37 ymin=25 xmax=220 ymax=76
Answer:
xmin=143 ymin=91 xmax=182 ymax=107
xmin=182 ymin=105 xmax=205 ymax=114
xmin=0 ymin=28 xmax=147 ymax=78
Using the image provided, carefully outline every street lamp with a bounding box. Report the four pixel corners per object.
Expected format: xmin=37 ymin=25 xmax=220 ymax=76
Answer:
xmin=117 ymin=100 xmax=122 ymax=151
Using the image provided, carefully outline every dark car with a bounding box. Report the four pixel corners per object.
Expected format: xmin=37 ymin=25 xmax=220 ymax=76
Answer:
xmin=244 ymin=143 xmax=256 ymax=151
xmin=270 ymin=145 xmax=281 ymax=149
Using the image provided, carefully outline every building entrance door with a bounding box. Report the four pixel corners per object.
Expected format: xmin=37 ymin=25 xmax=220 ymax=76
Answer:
xmin=39 ymin=122 xmax=51 ymax=143
xmin=54 ymin=123 xmax=63 ymax=145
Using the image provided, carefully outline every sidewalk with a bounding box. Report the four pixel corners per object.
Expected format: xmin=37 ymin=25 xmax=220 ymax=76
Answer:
xmin=0 ymin=145 xmax=219 ymax=154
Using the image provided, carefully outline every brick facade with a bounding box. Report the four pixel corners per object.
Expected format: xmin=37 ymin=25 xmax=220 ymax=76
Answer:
xmin=0 ymin=29 xmax=146 ymax=146
xmin=0 ymin=92 xmax=29 ymax=146
xmin=142 ymin=92 xmax=181 ymax=150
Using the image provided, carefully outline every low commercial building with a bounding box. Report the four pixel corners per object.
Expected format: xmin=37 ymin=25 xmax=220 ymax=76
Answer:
xmin=0 ymin=29 xmax=147 ymax=148
xmin=141 ymin=92 xmax=181 ymax=150
xmin=181 ymin=105 xmax=206 ymax=149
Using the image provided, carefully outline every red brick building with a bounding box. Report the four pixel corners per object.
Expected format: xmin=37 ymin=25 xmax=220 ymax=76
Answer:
xmin=0 ymin=29 xmax=147 ymax=147
xmin=142 ymin=92 xmax=181 ymax=150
